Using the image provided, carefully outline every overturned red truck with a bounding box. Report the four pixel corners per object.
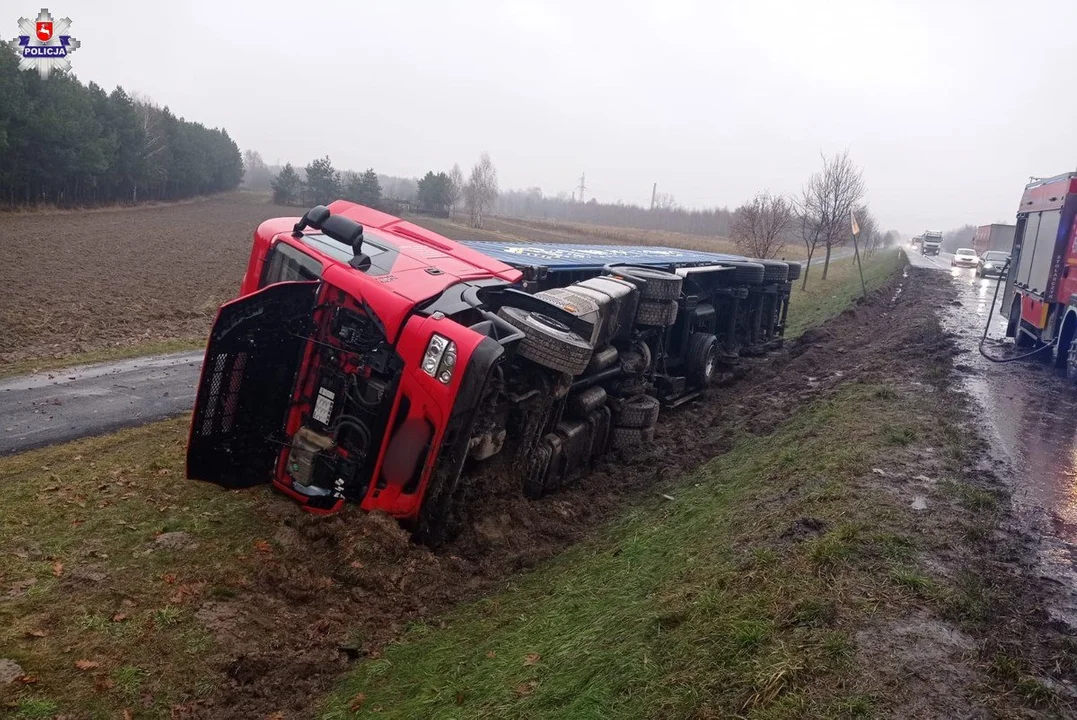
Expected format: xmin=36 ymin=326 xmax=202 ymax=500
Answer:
xmin=187 ymin=202 xmax=800 ymax=539
xmin=1001 ymin=172 xmax=1077 ymax=371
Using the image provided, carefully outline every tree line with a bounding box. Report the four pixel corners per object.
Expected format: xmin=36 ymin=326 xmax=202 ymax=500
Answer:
xmin=495 ymin=189 xmax=735 ymax=237
xmin=263 ymin=152 xmax=500 ymax=229
xmin=0 ymin=51 xmax=242 ymax=208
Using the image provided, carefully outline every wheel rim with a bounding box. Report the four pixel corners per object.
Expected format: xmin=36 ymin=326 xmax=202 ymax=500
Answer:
xmin=703 ymin=346 xmax=717 ymax=383
xmin=532 ymin=313 xmax=570 ymax=333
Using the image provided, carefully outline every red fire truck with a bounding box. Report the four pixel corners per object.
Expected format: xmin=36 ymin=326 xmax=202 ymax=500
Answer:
xmin=1002 ymin=172 xmax=1077 ymax=371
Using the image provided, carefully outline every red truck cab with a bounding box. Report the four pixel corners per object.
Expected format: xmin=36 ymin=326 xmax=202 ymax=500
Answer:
xmin=187 ymin=201 xmax=522 ymax=525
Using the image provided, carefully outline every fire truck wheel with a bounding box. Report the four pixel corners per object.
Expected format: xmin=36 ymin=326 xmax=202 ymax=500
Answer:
xmin=1008 ymin=299 xmax=1034 ymax=348
xmin=785 ymin=261 xmax=802 ymax=281
xmin=616 ymin=266 xmax=684 ymax=301
xmin=617 ymin=394 xmax=660 ymax=429
xmin=611 ymin=425 xmax=655 ymax=450
xmin=498 ymin=306 xmax=593 ymax=375
xmin=636 ymin=299 xmax=679 ymax=326
xmin=687 ymin=333 xmax=719 ymax=387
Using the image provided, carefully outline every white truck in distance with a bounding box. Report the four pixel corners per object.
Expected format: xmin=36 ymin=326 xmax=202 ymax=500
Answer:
xmin=920 ymin=231 xmax=943 ymax=256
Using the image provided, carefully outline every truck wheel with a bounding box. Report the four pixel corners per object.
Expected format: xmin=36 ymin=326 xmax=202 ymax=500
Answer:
xmin=686 ymin=333 xmax=719 ymax=387
xmin=720 ymin=261 xmax=766 ymax=285
xmin=617 ymin=394 xmax=660 ymax=429
xmin=1007 ymin=299 xmax=1034 ymax=348
xmin=611 ymin=425 xmax=655 ymax=450
xmin=785 ymin=261 xmax=802 ymax=281
xmin=615 ymin=266 xmax=683 ymax=301
xmin=757 ymin=260 xmax=789 ymax=284
xmin=569 ymin=386 xmax=608 ymax=419
xmin=523 ymin=440 xmax=552 ymax=499
xmin=498 ymin=306 xmax=593 ymax=375
xmin=636 ymin=299 xmax=678 ymax=326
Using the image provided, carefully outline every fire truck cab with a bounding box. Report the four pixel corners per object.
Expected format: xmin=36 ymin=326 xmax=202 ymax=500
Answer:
xmin=1001 ymin=172 xmax=1077 ymax=371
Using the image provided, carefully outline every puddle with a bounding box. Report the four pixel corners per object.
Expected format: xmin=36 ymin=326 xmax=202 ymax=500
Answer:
xmin=914 ymin=253 xmax=1077 ymax=626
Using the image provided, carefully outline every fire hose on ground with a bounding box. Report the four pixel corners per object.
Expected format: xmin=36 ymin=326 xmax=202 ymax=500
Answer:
xmin=978 ymin=259 xmax=1055 ymax=364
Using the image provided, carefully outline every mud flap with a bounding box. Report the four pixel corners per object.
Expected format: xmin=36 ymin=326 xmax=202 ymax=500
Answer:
xmin=187 ymin=281 xmax=318 ymax=488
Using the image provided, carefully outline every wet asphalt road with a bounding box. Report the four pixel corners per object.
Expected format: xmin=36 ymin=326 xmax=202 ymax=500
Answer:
xmin=907 ymin=247 xmax=1077 ymax=623
xmin=0 ymin=351 xmax=203 ymax=455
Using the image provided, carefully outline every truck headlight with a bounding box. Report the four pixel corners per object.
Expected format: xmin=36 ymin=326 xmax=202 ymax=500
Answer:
xmin=422 ymin=333 xmax=456 ymax=384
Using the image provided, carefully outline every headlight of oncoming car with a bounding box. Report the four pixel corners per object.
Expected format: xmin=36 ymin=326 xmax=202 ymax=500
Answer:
xmin=422 ymin=333 xmax=457 ymax=384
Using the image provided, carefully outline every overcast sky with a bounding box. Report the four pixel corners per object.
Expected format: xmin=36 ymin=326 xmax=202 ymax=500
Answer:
xmin=57 ymin=0 xmax=1077 ymax=234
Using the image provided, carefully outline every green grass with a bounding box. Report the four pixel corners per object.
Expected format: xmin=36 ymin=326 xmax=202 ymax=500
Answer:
xmin=0 ymin=338 xmax=203 ymax=379
xmin=0 ymin=245 xmax=906 ymax=716
xmin=785 ymin=250 xmax=904 ymax=338
xmin=319 ymin=382 xmax=935 ymax=719
xmin=0 ymin=418 xmax=281 ymax=716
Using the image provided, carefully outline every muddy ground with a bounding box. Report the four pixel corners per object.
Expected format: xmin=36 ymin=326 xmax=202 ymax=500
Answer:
xmin=134 ymin=262 xmax=1074 ymax=717
xmin=0 ymin=193 xmax=304 ymax=367
xmin=0 ymin=196 xmax=746 ymax=371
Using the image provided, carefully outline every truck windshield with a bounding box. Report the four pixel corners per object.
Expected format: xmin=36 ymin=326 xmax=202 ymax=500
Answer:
xmin=299 ymin=229 xmax=398 ymax=275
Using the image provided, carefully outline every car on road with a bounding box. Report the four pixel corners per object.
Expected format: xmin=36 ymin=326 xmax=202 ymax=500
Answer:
xmin=976 ymin=250 xmax=1010 ymax=278
xmin=951 ymin=248 xmax=978 ymax=268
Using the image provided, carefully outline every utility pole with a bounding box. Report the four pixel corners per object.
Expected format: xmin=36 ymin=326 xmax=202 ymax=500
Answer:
xmin=578 ymin=173 xmax=586 ymax=203
xmin=650 ymin=182 xmax=657 ymax=211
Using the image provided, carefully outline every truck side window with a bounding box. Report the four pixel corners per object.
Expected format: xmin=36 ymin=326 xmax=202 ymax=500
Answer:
xmin=262 ymin=242 xmax=323 ymax=286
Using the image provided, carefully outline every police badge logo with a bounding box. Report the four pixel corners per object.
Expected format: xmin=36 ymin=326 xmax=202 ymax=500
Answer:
xmin=8 ymin=8 xmax=80 ymax=79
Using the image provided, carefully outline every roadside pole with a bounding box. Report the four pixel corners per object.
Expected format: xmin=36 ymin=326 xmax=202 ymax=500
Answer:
xmin=851 ymin=212 xmax=868 ymax=300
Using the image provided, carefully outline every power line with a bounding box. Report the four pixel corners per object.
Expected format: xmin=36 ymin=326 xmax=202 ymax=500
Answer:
xmin=577 ymin=172 xmax=586 ymax=203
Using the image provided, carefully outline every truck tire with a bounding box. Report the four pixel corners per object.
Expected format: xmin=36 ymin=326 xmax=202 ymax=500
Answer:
xmin=535 ymin=287 xmax=601 ymax=320
xmin=1007 ymin=299 xmax=1035 ymax=348
xmin=617 ymin=394 xmax=660 ymax=428
xmin=686 ymin=333 xmax=719 ymax=387
xmin=757 ymin=260 xmax=789 ymax=284
xmin=611 ymin=425 xmax=655 ymax=450
xmin=522 ymin=441 xmax=552 ymax=499
xmin=498 ymin=306 xmax=593 ymax=375
xmin=615 ymin=266 xmax=683 ymax=301
xmin=569 ymin=386 xmax=608 ymax=419
xmin=785 ymin=261 xmax=802 ymax=281
xmin=636 ymin=299 xmax=678 ymax=326
xmin=720 ymin=261 xmax=765 ymax=285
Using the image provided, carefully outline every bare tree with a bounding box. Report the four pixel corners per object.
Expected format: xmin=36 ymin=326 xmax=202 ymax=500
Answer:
xmin=652 ymin=192 xmax=678 ymax=211
xmin=448 ymin=163 xmax=464 ymax=218
xmin=730 ymin=191 xmax=794 ymax=259
xmin=465 ymin=153 xmax=498 ymax=229
xmin=794 ymin=193 xmax=824 ymax=291
xmin=129 ymin=92 xmax=167 ymax=203
xmin=796 ymin=151 xmax=866 ymax=287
